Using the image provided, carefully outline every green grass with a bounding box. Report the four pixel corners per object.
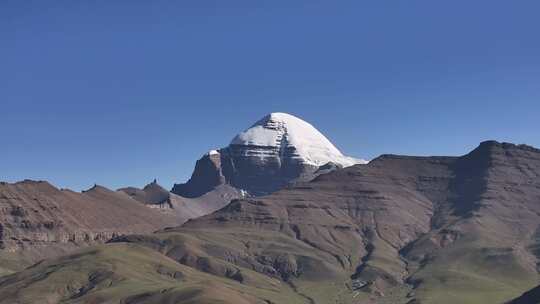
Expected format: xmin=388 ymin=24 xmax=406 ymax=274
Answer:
xmin=0 ymin=243 xmax=311 ymax=304
xmin=2 ymin=222 xmax=537 ymax=304
xmin=409 ymin=238 xmax=538 ymax=304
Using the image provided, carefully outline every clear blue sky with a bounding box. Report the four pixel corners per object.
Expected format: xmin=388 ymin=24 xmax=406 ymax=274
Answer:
xmin=2 ymin=1 xmax=539 ymax=191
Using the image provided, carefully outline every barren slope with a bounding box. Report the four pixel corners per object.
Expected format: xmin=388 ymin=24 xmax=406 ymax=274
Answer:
xmin=0 ymin=181 xmax=179 ymax=274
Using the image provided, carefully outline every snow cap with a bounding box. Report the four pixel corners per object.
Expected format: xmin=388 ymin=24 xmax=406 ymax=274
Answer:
xmin=231 ymin=112 xmax=366 ymax=167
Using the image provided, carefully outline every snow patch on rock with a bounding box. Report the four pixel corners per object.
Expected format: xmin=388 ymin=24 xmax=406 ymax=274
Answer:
xmin=207 ymin=150 xmax=220 ymax=156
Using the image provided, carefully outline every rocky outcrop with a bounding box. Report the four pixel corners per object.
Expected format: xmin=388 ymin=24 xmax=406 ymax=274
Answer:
xmin=171 ymin=151 xmax=226 ymax=198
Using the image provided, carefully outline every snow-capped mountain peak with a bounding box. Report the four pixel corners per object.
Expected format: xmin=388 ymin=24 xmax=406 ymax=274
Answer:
xmin=174 ymin=112 xmax=366 ymax=197
xmin=231 ymin=112 xmax=366 ymax=167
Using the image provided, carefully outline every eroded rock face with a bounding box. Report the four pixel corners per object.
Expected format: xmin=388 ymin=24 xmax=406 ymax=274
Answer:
xmin=173 ymin=113 xmax=366 ymax=197
xmin=171 ymin=152 xmax=226 ymax=198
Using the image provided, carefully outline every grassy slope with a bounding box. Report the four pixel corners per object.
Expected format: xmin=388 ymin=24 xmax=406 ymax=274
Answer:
xmin=0 ymin=243 xmax=309 ymax=304
xmin=1 ymin=223 xmax=537 ymax=304
xmin=408 ymin=232 xmax=539 ymax=304
xmin=109 ymin=219 xmax=539 ymax=304
xmin=153 ymin=228 xmax=356 ymax=303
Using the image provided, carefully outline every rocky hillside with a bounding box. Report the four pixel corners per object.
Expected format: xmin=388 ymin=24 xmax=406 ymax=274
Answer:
xmin=2 ymin=141 xmax=539 ymax=304
xmin=0 ymin=180 xmax=180 ymax=275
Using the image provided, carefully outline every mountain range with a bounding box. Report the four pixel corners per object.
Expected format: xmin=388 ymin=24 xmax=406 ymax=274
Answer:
xmin=0 ymin=113 xmax=363 ymax=276
xmin=0 ymin=113 xmax=539 ymax=304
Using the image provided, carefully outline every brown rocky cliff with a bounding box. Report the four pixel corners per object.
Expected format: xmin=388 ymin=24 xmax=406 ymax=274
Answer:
xmin=171 ymin=152 xmax=226 ymax=198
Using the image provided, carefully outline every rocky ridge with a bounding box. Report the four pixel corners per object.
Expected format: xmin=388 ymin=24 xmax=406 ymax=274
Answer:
xmin=0 ymin=180 xmax=180 ymax=274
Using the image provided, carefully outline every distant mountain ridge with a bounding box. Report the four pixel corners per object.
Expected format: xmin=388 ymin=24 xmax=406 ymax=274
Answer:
xmin=0 ymin=180 xmax=179 ymax=275
xmin=0 ymin=178 xmax=242 ymax=276
xmin=118 ymin=179 xmax=172 ymax=207
xmin=118 ymin=180 xmax=244 ymax=223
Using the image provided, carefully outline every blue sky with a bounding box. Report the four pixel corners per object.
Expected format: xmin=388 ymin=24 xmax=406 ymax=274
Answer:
xmin=1 ymin=1 xmax=539 ymax=191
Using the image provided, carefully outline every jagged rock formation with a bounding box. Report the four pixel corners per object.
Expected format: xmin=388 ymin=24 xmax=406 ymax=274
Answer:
xmin=171 ymin=151 xmax=227 ymax=198
xmin=173 ymin=112 xmax=366 ymax=197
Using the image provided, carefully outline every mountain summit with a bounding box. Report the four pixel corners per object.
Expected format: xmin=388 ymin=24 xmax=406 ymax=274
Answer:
xmin=173 ymin=112 xmax=365 ymax=197
xmin=231 ymin=112 xmax=364 ymax=167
